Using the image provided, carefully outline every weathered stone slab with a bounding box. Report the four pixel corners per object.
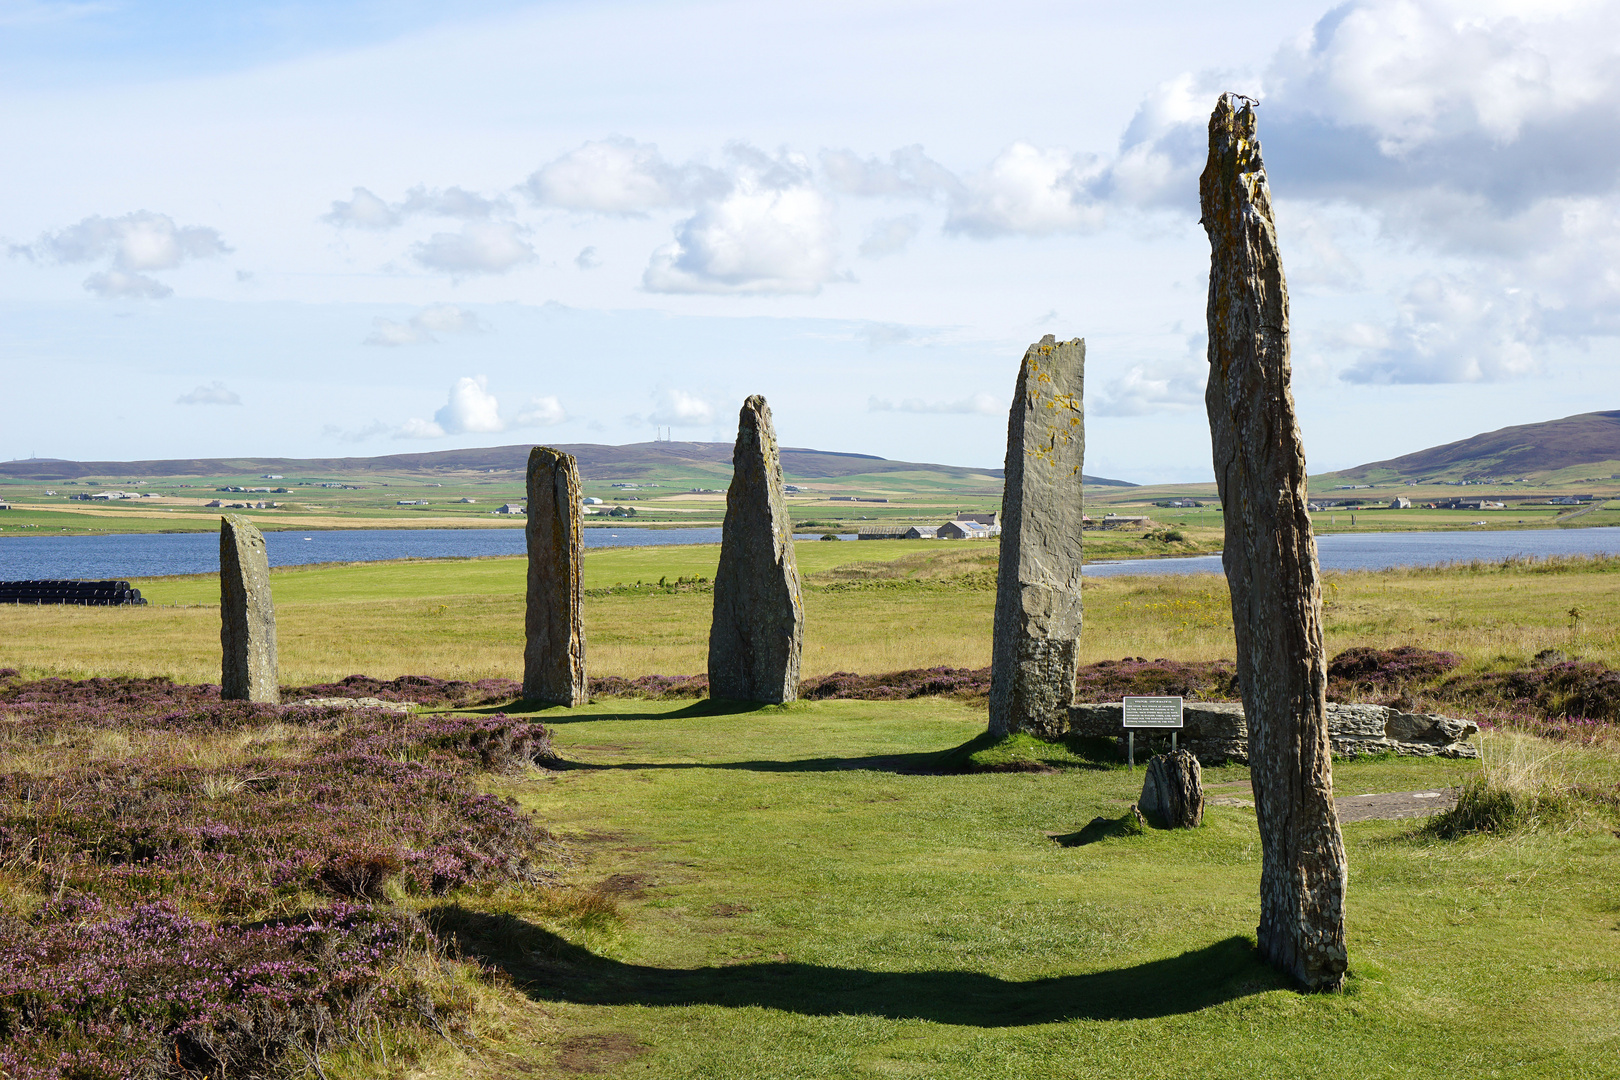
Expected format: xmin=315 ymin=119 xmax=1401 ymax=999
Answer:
xmin=1068 ymin=701 xmax=1478 ymax=763
xmin=989 ymin=335 xmax=1085 ymax=738
xmin=219 ymin=515 xmax=278 ymax=703
xmin=524 ymin=447 xmax=587 ymax=706
xmin=1140 ymin=749 xmax=1204 ymax=828
xmin=1202 ymin=91 xmax=1346 ymax=990
xmin=708 ymin=396 xmax=804 ymax=704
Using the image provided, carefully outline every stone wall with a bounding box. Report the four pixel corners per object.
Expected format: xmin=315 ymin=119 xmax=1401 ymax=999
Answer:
xmin=1067 ymin=702 xmax=1478 ymax=764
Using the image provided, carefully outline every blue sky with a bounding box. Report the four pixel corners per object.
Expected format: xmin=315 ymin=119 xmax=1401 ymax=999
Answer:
xmin=3 ymin=0 xmax=1617 ymax=481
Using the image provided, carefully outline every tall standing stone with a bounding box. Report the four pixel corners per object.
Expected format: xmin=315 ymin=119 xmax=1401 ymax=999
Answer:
xmin=989 ymin=336 xmax=1085 ymax=738
xmin=219 ymin=514 xmax=278 ymax=703
xmin=708 ymin=395 xmax=803 ymax=704
xmin=524 ymin=447 xmax=587 ymax=706
xmin=1201 ymin=92 xmax=1348 ymax=991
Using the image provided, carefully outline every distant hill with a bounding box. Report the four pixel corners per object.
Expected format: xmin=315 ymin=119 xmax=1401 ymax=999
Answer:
xmin=0 ymin=442 xmax=1137 ymax=488
xmin=1327 ymin=411 xmax=1620 ymax=483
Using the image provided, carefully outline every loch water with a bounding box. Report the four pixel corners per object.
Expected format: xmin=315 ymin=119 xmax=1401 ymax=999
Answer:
xmin=2 ymin=525 xmax=1619 ymax=582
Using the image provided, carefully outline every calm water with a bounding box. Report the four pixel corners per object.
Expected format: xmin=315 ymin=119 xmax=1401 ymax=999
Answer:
xmin=1 ymin=525 xmax=1618 ymax=581
xmin=1081 ymin=526 xmax=1620 ymax=577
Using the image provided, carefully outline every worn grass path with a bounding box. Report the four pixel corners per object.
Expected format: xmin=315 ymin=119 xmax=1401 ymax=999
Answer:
xmin=413 ymin=698 xmax=1619 ymax=1080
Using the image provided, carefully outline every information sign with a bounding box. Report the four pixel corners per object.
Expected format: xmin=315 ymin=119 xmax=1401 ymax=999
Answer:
xmin=1122 ymin=696 xmax=1184 ymax=729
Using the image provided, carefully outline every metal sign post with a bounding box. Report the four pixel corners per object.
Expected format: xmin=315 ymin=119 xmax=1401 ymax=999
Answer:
xmin=1122 ymin=696 xmax=1185 ymax=767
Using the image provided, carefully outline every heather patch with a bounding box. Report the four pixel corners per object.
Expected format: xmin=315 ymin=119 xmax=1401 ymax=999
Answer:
xmin=0 ymin=898 xmax=463 ymax=1080
xmin=1073 ymin=658 xmax=1239 ymax=703
xmin=0 ymin=692 xmax=559 ymax=1078
xmin=1439 ymin=660 xmax=1620 ymax=725
xmin=1326 ymin=646 xmax=1463 ymax=698
xmin=284 ymin=673 xmax=522 ymax=708
xmin=801 ymin=667 xmax=992 ymax=701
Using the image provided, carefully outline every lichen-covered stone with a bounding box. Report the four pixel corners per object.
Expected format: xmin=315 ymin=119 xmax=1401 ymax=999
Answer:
xmin=524 ymin=447 xmax=587 ymax=706
xmin=1202 ymin=92 xmax=1346 ymax=991
xmin=219 ymin=515 xmax=278 ymax=703
xmin=989 ymin=335 xmax=1085 ymax=738
xmin=708 ymin=395 xmax=803 ymax=704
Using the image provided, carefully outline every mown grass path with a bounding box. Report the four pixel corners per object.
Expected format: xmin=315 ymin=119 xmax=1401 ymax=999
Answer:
xmin=434 ymin=699 xmax=1620 ymax=1079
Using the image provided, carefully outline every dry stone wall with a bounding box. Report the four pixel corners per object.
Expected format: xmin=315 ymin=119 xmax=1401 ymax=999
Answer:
xmin=1067 ymin=701 xmax=1479 ymax=763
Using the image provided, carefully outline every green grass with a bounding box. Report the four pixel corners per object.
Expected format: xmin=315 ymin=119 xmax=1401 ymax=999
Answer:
xmin=408 ymin=698 xmax=1619 ymax=1079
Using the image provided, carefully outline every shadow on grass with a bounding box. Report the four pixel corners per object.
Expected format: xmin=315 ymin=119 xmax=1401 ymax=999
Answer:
xmin=548 ymin=751 xmax=951 ymax=775
xmin=1049 ymin=810 xmax=1148 ymax=847
xmin=473 ymin=698 xmax=772 ymax=722
xmin=429 ymin=906 xmax=1278 ymax=1025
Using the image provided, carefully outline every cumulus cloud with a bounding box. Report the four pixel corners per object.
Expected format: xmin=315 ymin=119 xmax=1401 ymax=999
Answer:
xmin=365 ymin=304 xmax=488 ymax=346
xmin=323 ymin=187 xmax=399 ymax=229
xmin=945 ymin=143 xmax=1108 ymax=237
xmin=324 ymin=185 xmax=509 ymax=229
xmin=646 ymin=388 xmax=716 ymax=427
xmin=524 ymin=137 xmax=724 ymax=214
xmin=398 ymin=185 xmax=509 ymax=220
xmin=574 ymin=246 xmax=601 ymax=269
xmin=514 ymin=395 xmax=567 ymax=426
xmin=22 ymin=211 xmax=230 ymax=299
xmin=1091 ymin=350 xmax=1208 ymax=417
xmin=1340 ymin=275 xmax=1541 ymax=384
xmin=858 ymin=215 xmax=920 ymax=258
xmin=643 ymin=146 xmax=844 ymax=295
xmin=821 ymin=145 xmax=959 ymax=199
xmin=176 ymin=381 xmax=242 ymax=406
xmin=867 ymin=392 xmax=1000 ymax=415
xmin=412 ymin=222 xmax=535 ymax=275
xmin=398 ymin=376 xmax=565 ymax=438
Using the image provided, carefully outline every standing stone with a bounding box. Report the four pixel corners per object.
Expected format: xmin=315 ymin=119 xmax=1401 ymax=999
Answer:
xmin=708 ymin=395 xmax=803 ymax=704
xmin=1139 ymin=750 xmax=1204 ymax=828
xmin=219 ymin=514 xmax=278 ymax=703
xmin=524 ymin=447 xmax=587 ymax=706
xmin=1201 ymin=92 xmax=1348 ymax=991
xmin=989 ymin=336 xmax=1085 ymax=739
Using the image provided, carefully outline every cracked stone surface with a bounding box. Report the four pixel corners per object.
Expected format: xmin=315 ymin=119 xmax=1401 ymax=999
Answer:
xmin=989 ymin=335 xmax=1085 ymax=738
xmin=220 ymin=515 xmax=279 ymax=703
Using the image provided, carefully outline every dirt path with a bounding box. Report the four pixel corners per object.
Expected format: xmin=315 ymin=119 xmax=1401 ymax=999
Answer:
xmin=1205 ymin=781 xmax=1456 ymax=822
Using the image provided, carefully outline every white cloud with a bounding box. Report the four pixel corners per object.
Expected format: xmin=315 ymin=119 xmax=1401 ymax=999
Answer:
xmin=524 ymin=137 xmax=723 ymax=214
xmin=858 ymin=215 xmax=920 ymax=258
xmin=643 ymin=147 xmax=844 ymax=295
xmin=646 ymin=388 xmax=715 ymax=426
xmin=820 ymin=145 xmax=958 ymax=199
xmin=514 ymin=395 xmax=567 ymax=426
xmin=398 ymin=185 xmax=509 ymax=220
xmin=396 ymin=417 xmax=447 ymax=439
xmin=945 ymin=143 xmax=1107 ymax=237
xmin=366 ymin=304 xmax=489 ymax=346
xmin=1340 ymin=274 xmax=1541 ymax=384
xmin=323 ymin=187 xmax=399 ymax=229
xmin=575 ymin=245 xmax=601 ymax=269
xmin=176 ymin=380 xmax=242 ymax=406
xmin=412 ymin=222 xmax=535 ymax=275
xmin=24 ymin=211 xmax=229 ymax=298
xmin=397 ymin=376 xmax=566 ymax=437
xmin=435 ymin=374 xmax=505 ymax=433
xmin=868 ymin=392 xmax=1000 ymax=415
